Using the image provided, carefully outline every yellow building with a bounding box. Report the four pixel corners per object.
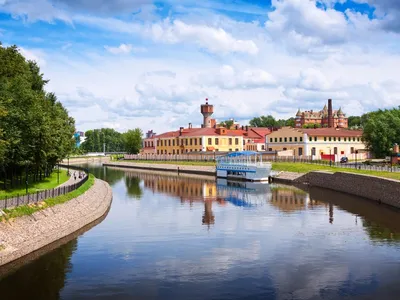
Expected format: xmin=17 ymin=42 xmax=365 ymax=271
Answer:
xmin=265 ymin=127 xmax=367 ymax=161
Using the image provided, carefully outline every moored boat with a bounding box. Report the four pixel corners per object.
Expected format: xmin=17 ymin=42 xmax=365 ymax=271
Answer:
xmin=216 ymin=151 xmax=272 ymax=182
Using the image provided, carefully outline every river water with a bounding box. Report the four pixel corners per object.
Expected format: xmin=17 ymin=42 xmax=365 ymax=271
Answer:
xmin=0 ymin=164 xmax=400 ymax=300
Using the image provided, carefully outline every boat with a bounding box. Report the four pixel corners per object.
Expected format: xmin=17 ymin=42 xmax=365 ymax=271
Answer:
xmin=216 ymin=151 xmax=272 ymax=182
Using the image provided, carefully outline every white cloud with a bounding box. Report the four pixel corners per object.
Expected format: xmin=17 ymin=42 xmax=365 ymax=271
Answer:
xmin=149 ymin=19 xmax=259 ymax=55
xmin=104 ymin=43 xmax=133 ymax=55
xmin=195 ymin=65 xmax=276 ymax=90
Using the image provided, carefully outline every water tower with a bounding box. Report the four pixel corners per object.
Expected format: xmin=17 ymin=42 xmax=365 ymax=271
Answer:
xmin=201 ymin=98 xmax=214 ymax=128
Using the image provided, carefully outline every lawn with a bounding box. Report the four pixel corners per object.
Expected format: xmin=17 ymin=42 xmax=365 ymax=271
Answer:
xmin=1 ymin=174 xmax=95 ymax=221
xmin=271 ymin=162 xmax=400 ymax=181
xmin=0 ymin=169 xmax=70 ymax=200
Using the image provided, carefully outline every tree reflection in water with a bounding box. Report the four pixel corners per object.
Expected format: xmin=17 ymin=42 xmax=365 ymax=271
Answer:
xmin=125 ymin=174 xmax=143 ymax=199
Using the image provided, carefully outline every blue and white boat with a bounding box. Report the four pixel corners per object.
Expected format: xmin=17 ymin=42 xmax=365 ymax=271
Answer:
xmin=216 ymin=151 xmax=272 ymax=182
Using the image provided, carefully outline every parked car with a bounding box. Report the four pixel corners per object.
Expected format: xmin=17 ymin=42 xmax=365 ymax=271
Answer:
xmin=340 ymin=157 xmax=348 ymax=163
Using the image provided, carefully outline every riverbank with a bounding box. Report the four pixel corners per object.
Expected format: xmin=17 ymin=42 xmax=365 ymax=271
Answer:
xmin=61 ymin=156 xmax=110 ymax=164
xmin=273 ymin=170 xmax=400 ymax=209
xmin=0 ymin=178 xmax=112 ymax=267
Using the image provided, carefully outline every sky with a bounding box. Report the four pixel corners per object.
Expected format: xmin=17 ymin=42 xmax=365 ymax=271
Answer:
xmin=1 ymin=0 xmax=400 ymax=134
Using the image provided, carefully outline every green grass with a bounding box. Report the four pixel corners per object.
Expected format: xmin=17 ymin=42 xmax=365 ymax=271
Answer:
xmin=0 ymin=170 xmax=70 ymax=200
xmin=123 ymin=160 xmax=217 ymax=166
xmin=1 ymin=174 xmax=95 ymax=221
xmin=271 ymin=162 xmax=400 ymax=181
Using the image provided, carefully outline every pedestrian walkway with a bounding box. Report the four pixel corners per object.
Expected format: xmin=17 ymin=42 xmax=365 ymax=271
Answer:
xmin=58 ymin=170 xmax=86 ymax=188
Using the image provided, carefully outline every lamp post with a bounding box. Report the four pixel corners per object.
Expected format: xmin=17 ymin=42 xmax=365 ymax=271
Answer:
xmin=25 ymin=163 xmax=28 ymax=194
xmin=390 ymin=148 xmax=393 ymax=172
xmin=355 ymin=150 xmax=358 ymax=169
xmin=67 ymin=155 xmax=70 ymax=175
xmin=57 ymin=164 xmax=60 ymax=184
xmin=328 ymin=147 xmax=332 ymax=167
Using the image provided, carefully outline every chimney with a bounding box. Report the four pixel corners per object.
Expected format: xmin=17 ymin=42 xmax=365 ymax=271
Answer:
xmin=328 ymin=99 xmax=333 ymax=128
xmin=179 ymin=127 xmax=184 ymax=136
xmin=189 ymin=123 xmax=192 ymax=129
xmin=235 ymin=125 xmax=239 ymax=130
xmin=246 ymin=125 xmax=249 ymax=132
xmin=241 ymin=126 xmax=244 ymax=130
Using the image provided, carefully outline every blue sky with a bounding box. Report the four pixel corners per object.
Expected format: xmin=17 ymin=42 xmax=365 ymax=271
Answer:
xmin=1 ymin=0 xmax=399 ymax=133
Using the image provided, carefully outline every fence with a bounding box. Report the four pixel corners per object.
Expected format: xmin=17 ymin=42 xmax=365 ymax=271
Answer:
xmin=0 ymin=165 xmax=89 ymax=211
xmin=123 ymin=154 xmax=400 ymax=173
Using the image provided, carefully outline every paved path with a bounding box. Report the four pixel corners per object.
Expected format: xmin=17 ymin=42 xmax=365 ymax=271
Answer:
xmin=58 ymin=170 xmax=86 ymax=188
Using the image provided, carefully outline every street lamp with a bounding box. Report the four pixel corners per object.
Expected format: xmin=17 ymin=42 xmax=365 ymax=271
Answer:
xmin=328 ymin=147 xmax=332 ymax=166
xmin=67 ymin=155 xmax=70 ymax=175
xmin=25 ymin=163 xmax=29 ymax=194
xmin=389 ymin=147 xmax=393 ymax=172
xmin=355 ymin=150 xmax=358 ymax=169
xmin=57 ymin=164 xmax=60 ymax=184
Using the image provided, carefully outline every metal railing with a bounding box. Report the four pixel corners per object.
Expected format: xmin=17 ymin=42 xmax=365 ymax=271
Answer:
xmin=0 ymin=165 xmax=89 ymax=211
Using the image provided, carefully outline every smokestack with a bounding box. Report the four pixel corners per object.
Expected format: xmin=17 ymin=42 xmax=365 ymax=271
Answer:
xmin=328 ymin=99 xmax=333 ymax=128
xmin=179 ymin=127 xmax=184 ymax=136
xmin=246 ymin=125 xmax=249 ymax=131
xmin=189 ymin=123 xmax=192 ymax=129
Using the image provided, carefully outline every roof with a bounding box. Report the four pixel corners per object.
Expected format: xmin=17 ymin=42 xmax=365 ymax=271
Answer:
xmin=224 ymin=151 xmax=259 ymax=157
xmin=146 ymin=126 xmax=271 ymax=140
xmin=301 ymin=128 xmax=363 ymax=137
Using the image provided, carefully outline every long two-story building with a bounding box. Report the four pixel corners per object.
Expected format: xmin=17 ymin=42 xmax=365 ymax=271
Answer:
xmin=265 ymin=127 xmax=367 ymax=161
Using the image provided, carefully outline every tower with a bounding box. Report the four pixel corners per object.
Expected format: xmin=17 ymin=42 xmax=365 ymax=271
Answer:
xmin=328 ymin=99 xmax=333 ymax=128
xmin=201 ymin=98 xmax=214 ymax=128
xmin=337 ymin=107 xmax=345 ymax=128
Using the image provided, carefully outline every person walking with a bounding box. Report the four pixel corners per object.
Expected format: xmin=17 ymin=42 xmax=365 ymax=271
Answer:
xmin=74 ymin=172 xmax=76 ymax=181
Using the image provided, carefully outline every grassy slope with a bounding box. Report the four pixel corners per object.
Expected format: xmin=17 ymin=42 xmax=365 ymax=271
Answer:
xmin=119 ymin=160 xmax=400 ymax=181
xmin=0 ymin=170 xmax=70 ymax=200
xmin=1 ymin=174 xmax=95 ymax=220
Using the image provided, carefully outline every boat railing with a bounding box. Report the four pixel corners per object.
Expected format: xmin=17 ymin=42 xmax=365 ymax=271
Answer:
xmin=217 ymin=161 xmax=271 ymax=167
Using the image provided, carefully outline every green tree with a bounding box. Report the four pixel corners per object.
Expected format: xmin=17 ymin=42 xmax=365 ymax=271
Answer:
xmin=218 ymin=119 xmax=234 ymax=129
xmin=0 ymin=43 xmax=75 ymax=188
xmin=80 ymin=128 xmax=125 ymax=153
xmin=348 ymin=116 xmax=362 ymax=128
xmin=123 ymin=128 xmax=143 ymax=154
xmin=362 ymin=107 xmax=400 ymax=158
xmin=249 ymin=115 xmax=277 ymax=127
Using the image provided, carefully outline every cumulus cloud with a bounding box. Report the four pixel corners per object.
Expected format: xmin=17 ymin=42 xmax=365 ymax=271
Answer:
xmin=196 ymin=65 xmax=276 ymax=90
xmin=150 ymin=19 xmax=259 ymax=55
xmin=104 ymin=43 xmax=134 ymax=54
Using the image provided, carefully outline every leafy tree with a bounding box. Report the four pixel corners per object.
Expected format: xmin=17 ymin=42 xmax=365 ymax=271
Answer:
xmin=0 ymin=43 xmax=75 ymax=188
xmin=348 ymin=116 xmax=362 ymax=128
xmin=123 ymin=128 xmax=143 ymax=154
xmin=302 ymin=123 xmax=321 ymax=129
xmin=218 ymin=119 xmax=234 ymax=129
xmin=362 ymin=107 xmax=400 ymax=158
xmin=249 ymin=115 xmax=277 ymax=127
xmin=80 ymin=128 xmax=125 ymax=153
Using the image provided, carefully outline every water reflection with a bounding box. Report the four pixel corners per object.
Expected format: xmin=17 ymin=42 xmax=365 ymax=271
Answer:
xmin=0 ymin=166 xmax=399 ymax=300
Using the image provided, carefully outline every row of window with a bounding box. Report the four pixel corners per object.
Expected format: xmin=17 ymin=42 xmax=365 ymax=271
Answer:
xmin=154 ymin=137 xmax=241 ymax=147
xmin=268 ymin=136 xmax=361 ymax=143
xmin=156 ymin=148 xmax=240 ymax=155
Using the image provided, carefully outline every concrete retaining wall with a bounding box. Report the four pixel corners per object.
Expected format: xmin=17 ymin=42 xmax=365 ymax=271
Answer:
xmin=296 ymin=171 xmax=400 ymax=209
xmin=0 ymin=178 xmax=112 ymax=267
xmin=104 ymin=162 xmax=216 ymax=176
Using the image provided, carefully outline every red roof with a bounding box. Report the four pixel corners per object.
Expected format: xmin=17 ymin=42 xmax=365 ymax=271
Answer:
xmin=301 ymin=128 xmax=363 ymax=137
xmin=148 ymin=127 xmax=270 ymax=139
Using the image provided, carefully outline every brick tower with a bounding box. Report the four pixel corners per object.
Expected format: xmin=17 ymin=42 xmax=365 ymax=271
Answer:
xmin=201 ymin=98 xmax=214 ymax=128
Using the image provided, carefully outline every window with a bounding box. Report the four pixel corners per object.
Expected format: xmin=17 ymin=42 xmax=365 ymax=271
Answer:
xmin=181 ymin=139 xmax=184 ymax=146
xmin=186 ymin=149 xmax=188 ymax=153
xmin=199 ymin=138 xmax=202 ymax=145
xmin=262 ymin=145 xmax=265 ymax=150
xmin=289 ymin=137 xmax=293 ymax=142
xmin=309 ymin=137 xmax=312 ymax=142
xmin=235 ymin=138 xmax=239 ymax=145
xmin=172 ymin=140 xmax=175 ymax=146
xmin=283 ymin=148 xmax=287 ymax=150
xmin=311 ymin=147 xmax=316 ymax=156
xmin=324 ymin=137 xmax=327 ymax=142
xmin=268 ymin=148 xmax=272 ymax=151
xmin=194 ymin=139 xmax=197 ymax=146
xmin=173 ymin=149 xmax=175 ymax=154
xmin=229 ymin=138 xmax=232 ymax=145
xmin=300 ymin=137 xmax=303 ymax=142
xmin=275 ymin=138 xmax=278 ymax=143
xmin=333 ymin=137 xmax=336 ymax=142
xmin=229 ymin=148 xmax=232 ymax=152
xmin=329 ymin=137 xmax=332 ymax=141
xmin=295 ymin=137 xmax=298 ymax=142
xmin=164 ymin=150 xmax=167 ymax=154
xmin=235 ymin=148 xmax=239 ymax=151
xmin=284 ymin=137 xmax=287 ymax=142
xmin=314 ymin=137 xmax=317 ymax=142
xmin=185 ymin=139 xmax=188 ymax=146
xmin=344 ymin=137 xmax=347 ymax=142
xmin=215 ymin=138 xmax=219 ymax=145
xmin=338 ymin=137 xmax=341 ymax=142
xmin=168 ymin=140 xmax=171 ymax=146
xmin=190 ymin=139 xmax=193 ymax=146
xmin=299 ymin=148 xmax=303 ymax=156
xmin=351 ymin=147 xmax=355 ymax=154
xmin=357 ymin=137 xmax=360 ymax=142
xmin=215 ymin=149 xmax=219 ymax=152
xmin=157 ymin=150 xmax=160 ymax=154
xmin=208 ymin=138 xmax=212 ymax=145
xmin=279 ymin=137 xmax=282 ymax=142
xmin=353 ymin=137 xmax=356 ymax=142
xmin=334 ymin=147 xmax=338 ymax=155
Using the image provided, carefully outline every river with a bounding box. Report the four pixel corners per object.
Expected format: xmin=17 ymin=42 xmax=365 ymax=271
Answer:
xmin=0 ymin=163 xmax=399 ymax=300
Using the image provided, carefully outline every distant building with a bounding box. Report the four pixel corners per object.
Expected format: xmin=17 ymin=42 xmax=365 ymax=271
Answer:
xmin=265 ymin=127 xmax=367 ymax=161
xmin=295 ymin=99 xmax=348 ymax=129
xmin=142 ymin=99 xmax=275 ymax=155
xmin=74 ymin=131 xmax=86 ymax=148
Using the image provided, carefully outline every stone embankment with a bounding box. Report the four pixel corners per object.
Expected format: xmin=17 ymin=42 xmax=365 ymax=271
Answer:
xmin=0 ymin=178 xmax=112 ymax=267
xmin=103 ymin=162 xmax=216 ymax=176
xmin=61 ymin=156 xmax=110 ymax=164
xmin=273 ymin=171 xmax=400 ymax=209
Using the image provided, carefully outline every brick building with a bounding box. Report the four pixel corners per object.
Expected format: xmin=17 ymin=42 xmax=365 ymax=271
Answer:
xmin=295 ymin=99 xmax=348 ymax=129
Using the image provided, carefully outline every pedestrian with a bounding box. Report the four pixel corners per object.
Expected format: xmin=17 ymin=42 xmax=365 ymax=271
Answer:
xmin=74 ymin=172 xmax=76 ymax=181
